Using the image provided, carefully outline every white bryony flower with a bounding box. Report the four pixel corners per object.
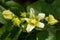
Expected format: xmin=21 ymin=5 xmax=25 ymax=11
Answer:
xmin=12 ymin=17 xmax=21 ymax=26
xmin=37 ymin=13 xmax=45 ymax=20
xmin=45 ymin=14 xmax=58 ymax=25
xmin=2 ymin=10 xmax=15 ymax=19
xmin=25 ymin=18 xmax=45 ymax=32
xmin=30 ymin=8 xmax=35 ymax=17
xmin=37 ymin=22 xmax=45 ymax=28
xmin=25 ymin=8 xmax=45 ymax=32
xmin=26 ymin=24 xmax=35 ymax=33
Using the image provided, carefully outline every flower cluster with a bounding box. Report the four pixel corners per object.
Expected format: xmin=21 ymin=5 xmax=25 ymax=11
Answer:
xmin=2 ymin=8 xmax=58 ymax=33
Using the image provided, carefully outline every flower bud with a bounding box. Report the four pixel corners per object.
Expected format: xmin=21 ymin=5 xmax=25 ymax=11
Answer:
xmin=2 ymin=10 xmax=15 ymax=19
xmin=12 ymin=17 xmax=21 ymax=26
xmin=45 ymin=15 xmax=58 ymax=25
xmin=21 ymin=12 xmax=26 ymax=17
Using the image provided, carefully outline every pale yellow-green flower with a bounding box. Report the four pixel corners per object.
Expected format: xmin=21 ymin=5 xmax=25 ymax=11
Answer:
xmin=25 ymin=8 xmax=45 ymax=32
xmin=2 ymin=10 xmax=15 ymax=19
xmin=12 ymin=17 xmax=21 ymax=26
xmin=24 ymin=18 xmax=45 ymax=32
xmin=45 ymin=14 xmax=58 ymax=25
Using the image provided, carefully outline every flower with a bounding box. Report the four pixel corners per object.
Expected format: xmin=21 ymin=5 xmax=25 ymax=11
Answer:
xmin=2 ymin=10 xmax=15 ymax=19
xmin=37 ymin=13 xmax=45 ymax=20
xmin=45 ymin=14 xmax=58 ymax=25
xmin=25 ymin=18 xmax=45 ymax=32
xmin=26 ymin=24 xmax=35 ymax=33
xmin=24 ymin=8 xmax=45 ymax=32
xmin=12 ymin=17 xmax=21 ymax=26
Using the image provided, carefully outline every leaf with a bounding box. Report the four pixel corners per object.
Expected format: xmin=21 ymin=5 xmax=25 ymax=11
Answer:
xmin=27 ymin=0 xmax=60 ymax=21
xmin=36 ymin=30 xmax=48 ymax=40
xmin=0 ymin=0 xmax=11 ymax=6
xmin=26 ymin=30 xmax=37 ymax=40
xmin=19 ymin=30 xmax=48 ymax=40
xmin=0 ymin=21 xmax=13 ymax=40
xmin=5 ymin=1 xmax=25 ymax=16
xmin=0 ymin=20 xmax=22 ymax=40
xmin=5 ymin=27 xmax=22 ymax=40
xmin=5 ymin=1 xmax=24 ymax=10
xmin=0 ymin=5 xmax=6 ymax=12
xmin=0 ymin=12 xmax=6 ymax=24
xmin=0 ymin=5 xmax=6 ymax=24
xmin=45 ymin=26 xmax=56 ymax=40
xmin=12 ymin=28 xmax=22 ymax=40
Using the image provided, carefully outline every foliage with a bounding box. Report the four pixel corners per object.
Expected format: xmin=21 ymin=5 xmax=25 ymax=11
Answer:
xmin=0 ymin=0 xmax=60 ymax=40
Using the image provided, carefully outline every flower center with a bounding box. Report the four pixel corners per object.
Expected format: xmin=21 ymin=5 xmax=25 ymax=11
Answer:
xmin=29 ymin=18 xmax=38 ymax=25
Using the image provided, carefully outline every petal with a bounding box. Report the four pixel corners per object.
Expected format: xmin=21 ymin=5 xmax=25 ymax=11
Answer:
xmin=26 ymin=24 xmax=35 ymax=33
xmin=30 ymin=8 xmax=35 ymax=17
xmin=30 ymin=8 xmax=35 ymax=14
xmin=37 ymin=13 xmax=45 ymax=20
xmin=37 ymin=22 xmax=44 ymax=28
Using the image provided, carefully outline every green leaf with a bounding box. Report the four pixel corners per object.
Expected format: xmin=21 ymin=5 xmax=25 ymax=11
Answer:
xmin=36 ymin=30 xmax=48 ymax=40
xmin=0 ymin=12 xmax=6 ymax=24
xmin=27 ymin=0 xmax=60 ymax=21
xmin=0 ymin=21 xmax=13 ymax=40
xmin=0 ymin=20 xmax=22 ymax=40
xmin=45 ymin=26 xmax=56 ymax=40
xmin=5 ymin=1 xmax=24 ymax=10
xmin=19 ymin=30 xmax=48 ymax=40
xmin=0 ymin=5 xmax=6 ymax=24
xmin=5 ymin=27 xmax=22 ymax=40
xmin=0 ymin=0 xmax=12 ymax=6
xmin=0 ymin=5 xmax=6 ymax=12
xmin=5 ymin=1 xmax=25 ymax=16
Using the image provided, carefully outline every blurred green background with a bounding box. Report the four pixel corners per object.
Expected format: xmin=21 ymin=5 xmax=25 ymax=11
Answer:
xmin=0 ymin=0 xmax=60 ymax=40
